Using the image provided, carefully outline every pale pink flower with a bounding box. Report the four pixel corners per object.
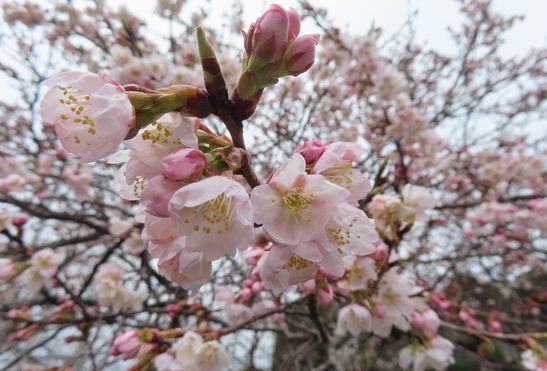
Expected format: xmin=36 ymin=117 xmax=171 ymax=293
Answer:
xmin=215 ymin=286 xmax=253 ymax=324
xmin=110 ymin=114 xmax=197 ymax=200
xmin=62 ymin=165 xmax=93 ymax=198
xmin=122 ymin=232 xmax=147 ymax=255
xmin=369 ymin=195 xmax=404 ymax=239
xmin=154 ymin=353 xmax=177 ymax=371
xmin=257 ymin=242 xmax=321 ymax=295
xmin=401 ymin=184 xmax=436 ymax=222
xmin=521 ymin=349 xmax=547 ymax=371
xmin=195 ymin=340 xmax=231 ymax=371
xmin=0 ymin=258 xmax=17 ymax=281
xmin=157 ymin=331 xmax=231 ymax=371
xmin=140 ymin=175 xmax=181 ymax=217
xmin=169 ymin=176 xmax=253 ymax=262
xmin=251 ymin=153 xmax=349 ymax=245
xmin=29 ymin=248 xmax=62 ymax=278
xmin=337 ymin=304 xmax=372 ymax=336
xmin=19 ymin=248 xmax=63 ymax=296
xmin=312 ymin=142 xmax=371 ymax=205
xmin=154 ymin=243 xmax=212 ymax=293
xmin=344 ymin=256 xmax=378 ymax=291
xmin=314 ymin=203 xmax=378 ymax=276
xmin=399 ymin=336 xmax=455 ymax=371
xmin=40 ymin=71 xmax=135 ymax=162
xmin=93 ymin=263 xmax=145 ymax=311
xmin=0 ymin=174 xmax=26 ymax=192
xmin=371 ymin=269 xmax=417 ymax=337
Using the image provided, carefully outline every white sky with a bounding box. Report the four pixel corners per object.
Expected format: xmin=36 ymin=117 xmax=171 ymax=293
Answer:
xmin=110 ymin=0 xmax=546 ymax=56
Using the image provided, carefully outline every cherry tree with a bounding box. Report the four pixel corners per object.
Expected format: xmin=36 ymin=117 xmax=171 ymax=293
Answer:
xmin=0 ymin=0 xmax=545 ymax=370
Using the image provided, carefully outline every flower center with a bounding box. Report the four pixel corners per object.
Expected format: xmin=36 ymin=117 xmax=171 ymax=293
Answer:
xmin=56 ymin=85 xmax=95 ymax=144
xmin=285 ymin=256 xmax=310 ymax=270
xmin=281 ymin=188 xmax=314 ymax=214
xmin=322 ymin=162 xmax=354 ymax=190
xmin=188 ymin=194 xmax=234 ymax=235
xmin=141 ymin=121 xmax=183 ymax=146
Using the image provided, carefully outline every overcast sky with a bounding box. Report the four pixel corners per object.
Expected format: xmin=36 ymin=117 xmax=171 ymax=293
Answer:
xmin=109 ymin=0 xmax=546 ymax=56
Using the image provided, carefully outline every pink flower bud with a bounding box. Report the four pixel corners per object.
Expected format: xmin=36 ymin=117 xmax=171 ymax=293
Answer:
xmin=251 ymin=281 xmax=264 ymax=293
xmin=283 ymin=34 xmax=320 ymax=76
xmin=336 ymin=279 xmax=350 ymax=296
xmin=422 ymin=309 xmax=440 ymax=337
xmin=243 ymin=278 xmax=254 ymax=288
xmin=247 ymin=4 xmax=290 ymax=65
xmin=245 ymin=246 xmax=264 ymax=266
xmin=110 ymin=331 xmax=141 ymax=360
xmin=374 ymin=243 xmax=388 ymax=263
xmin=240 ymin=287 xmax=253 ymax=301
xmin=160 ymin=148 xmax=206 ymax=181
xmin=372 ymin=301 xmax=386 ymax=318
xmin=297 ymin=139 xmax=326 ymax=163
xmin=298 ymin=278 xmax=316 ymax=294
xmin=224 ymin=147 xmax=245 ymax=171
xmin=12 ymin=214 xmax=28 ymax=227
xmin=411 ymin=312 xmax=425 ymax=330
xmin=316 ymin=284 xmax=334 ymax=305
xmin=140 ymin=175 xmax=181 ymax=217
xmin=287 ymin=8 xmax=301 ymax=42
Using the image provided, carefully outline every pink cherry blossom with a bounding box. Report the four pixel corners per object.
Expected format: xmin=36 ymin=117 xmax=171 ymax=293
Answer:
xmin=169 ymin=176 xmax=253 ymax=262
xmin=140 ymin=175 xmax=181 ymax=217
xmin=399 ymin=336 xmax=454 ymax=371
xmin=62 ymin=165 xmax=93 ymax=198
xmin=258 ymin=242 xmax=321 ymax=295
xmin=0 ymin=258 xmax=17 ymax=281
xmin=401 ymin=184 xmax=436 ymax=222
xmin=312 ymin=142 xmax=371 ymax=204
xmin=40 ymin=71 xmax=135 ymax=162
xmin=251 ymin=153 xmax=349 ymax=245
xmin=337 ymin=304 xmax=372 ymax=336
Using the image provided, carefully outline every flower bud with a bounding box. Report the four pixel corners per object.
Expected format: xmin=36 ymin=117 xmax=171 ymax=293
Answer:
xmin=245 ymin=4 xmax=290 ymax=68
xmin=298 ymin=278 xmax=316 ymax=294
xmin=287 ymin=8 xmax=301 ymax=42
xmin=110 ymin=331 xmax=141 ymax=360
xmin=12 ymin=214 xmax=28 ymax=227
xmin=316 ymin=283 xmax=334 ymax=305
xmin=283 ymin=34 xmax=320 ymax=76
xmin=243 ymin=278 xmax=254 ymax=288
xmin=240 ymin=287 xmax=253 ymax=301
xmin=297 ymin=139 xmax=326 ymax=163
xmin=160 ymin=148 xmax=206 ymax=181
xmin=251 ymin=281 xmax=264 ymax=293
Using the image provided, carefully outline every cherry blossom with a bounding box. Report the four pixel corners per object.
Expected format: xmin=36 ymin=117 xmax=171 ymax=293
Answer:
xmin=39 ymin=71 xmax=135 ymax=162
